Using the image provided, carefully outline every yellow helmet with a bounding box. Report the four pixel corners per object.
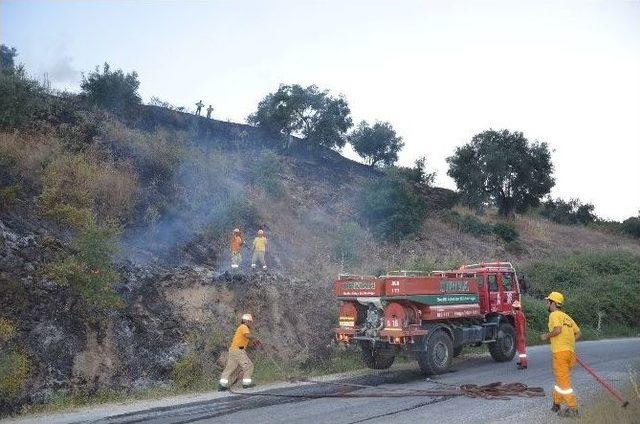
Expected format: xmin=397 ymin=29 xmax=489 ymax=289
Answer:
xmin=512 ymin=300 xmax=522 ymax=309
xmin=545 ymin=291 xmax=564 ymax=305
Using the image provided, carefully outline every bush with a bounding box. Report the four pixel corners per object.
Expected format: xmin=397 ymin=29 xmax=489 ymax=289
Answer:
xmin=523 ymin=252 xmax=640 ymax=330
xmin=493 ymin=221 xmax=519 ymax=242
xmin=441 ymin=210 xmax=492 ymax=236
xmin=621 ymin=216 xmax=640 ymax=238
xmin=0 ymin=67 xmax=47 ymax=131
xmin=39 ymin=153 xmax=138 ymax=227
xmin=358 ymin=171 xmax=426 ymax=240
xmin=80 ymin=63 xmax=141 ymax=113
xmin=249 ymin=151 xmax=285 ymax=198
xmin=540 ymin=197 xmax=596 ymax=226
xmin=48 ymin=222 xmax=122 ymax=312
xmin=0 ymin=351 xmax=30 ymax=402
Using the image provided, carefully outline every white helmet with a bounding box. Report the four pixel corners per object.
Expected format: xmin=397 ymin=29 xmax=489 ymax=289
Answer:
xmin=241 ymin=313 xmax=253 ymax=322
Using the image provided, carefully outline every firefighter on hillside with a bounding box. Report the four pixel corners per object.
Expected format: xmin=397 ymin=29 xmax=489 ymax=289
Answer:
xmin=251 ymin=229 xmax=267 ymax=269
xmin=512 ymin=300 xmax=528 ymax=369
xmin=195 ymin=100 xmax=204 ymax=115
xmin=218 ymin=313 xmax=259 ymax=390
xmin=230 ymin=228 xmax=243 ymax=269
xmin=540 ymin=291 xmax=581 ymax=418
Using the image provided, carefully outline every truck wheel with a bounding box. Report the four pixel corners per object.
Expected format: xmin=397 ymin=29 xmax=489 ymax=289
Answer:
xmin=488 ymin=322 xmax=516 ymax=362
xmin=360 ymin=342 xmax=395 ymax=370
xmin=453 ymin=345 xmax=463 ymax=358
xmin=417 ymin=330 xmax=453 ymax=375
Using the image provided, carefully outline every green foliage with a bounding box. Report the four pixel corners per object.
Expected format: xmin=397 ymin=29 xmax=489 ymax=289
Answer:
xmin=0 ymin=317 xmax=15 ymax=343
xmin=358 ymin=171 xmax=426 ymax=240
xmin=248 ymin=84 xmax=352 ymax=151
xmin=0 ymin=317 xmax=31 ymax=404
xmin=0 ymin=351 xmax=30 ymax=401
xmin=48 ymin=222 xmax=122 ymax=312
xmin=1 ymin=44 xmax=17 ymax=72
xmin=332 ymin=222 xmax=370 ymax=265
xmin=540 ymin=197 xmax=597 ymax=225
xmin=0 ymin=183 xmax=20 ymax=209
xmin=621 ymin=216 xmax=640 ymax=238
xmin=80 ymin=63 xmax=141 ymax=113
xmin=0 ymin=65 xmax=47 ymax=130
xmin=524 ymin=252 xmax=640 ymax=330
xmin=447 ymin=129 xmax=554 ymax=217
xmin=492 ymin=221 xmax=520 ymax=242
xmin=249 ymin=151 xmax=285 ymax=198
xmin=441 ymin=210 xmax=492 ymax=236
xmin=349 ymin=120 xmax=404 ymax=167
xmin=392 ymin=156 xmax=436 ymax=188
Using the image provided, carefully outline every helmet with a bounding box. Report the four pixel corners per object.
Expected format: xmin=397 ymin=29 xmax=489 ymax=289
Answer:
xmin=241 ymin=313 xmax=253 ymax=322
xmin=257 ymin=229 xmax=264 ymax=235
xmin=512 ymin=300 xmax=521 ymax=309
xmin=233 ymin=228 xmax=240 ymax=233
xmin=545 ymin=291 xmax=564 ymax=305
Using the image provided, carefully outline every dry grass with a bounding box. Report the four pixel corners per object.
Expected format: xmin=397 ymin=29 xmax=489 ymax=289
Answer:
xmin=579 ymin=382 xmax=640 ymax=423
xmin=0 ymin=132 xmax=61 ymax=187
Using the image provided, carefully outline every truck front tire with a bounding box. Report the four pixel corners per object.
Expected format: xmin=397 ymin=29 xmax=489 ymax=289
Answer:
xmin=417 ymin=330 xmax=453 ymax=375
xmin=360 ymin=342 xmax=396 ymax=370
xmin=488 ymin=322 xmax=516 ymax=362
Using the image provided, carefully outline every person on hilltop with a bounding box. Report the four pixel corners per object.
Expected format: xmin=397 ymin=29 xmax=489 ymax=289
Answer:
xmin=251 ymin=229 xmax=267 ymax=270
xmin=230 ymin=228 xmax=243 ymax=269
xmin=195 ymin=100 xmax=204 ymax=115
xmin=218 ymin=313 xmax=259 ymax=390
xmin=206 ymin=104 xmax=213 ymax=119
xmin=540 ymin=291 xmax=581 ymax=418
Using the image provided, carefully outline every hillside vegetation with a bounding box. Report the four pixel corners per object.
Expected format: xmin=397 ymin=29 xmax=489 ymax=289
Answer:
xmin=1 ymin=54 xmax=639 ymax=415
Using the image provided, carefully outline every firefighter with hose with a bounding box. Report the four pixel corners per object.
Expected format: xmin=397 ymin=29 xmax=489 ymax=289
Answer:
xmin=540 ymin=291 xmax=581 ymax=418
xmin=218 ymin=313 xmax=260 ymax=390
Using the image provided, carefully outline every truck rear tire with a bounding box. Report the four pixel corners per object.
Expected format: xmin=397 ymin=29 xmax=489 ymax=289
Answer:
xmin=417 ymin=330 xmax=453 ymax=375
xmin=488 ymin=322 xmax=516 ymax=362
xmin=360 ymin=342 xmax=396 ymax=370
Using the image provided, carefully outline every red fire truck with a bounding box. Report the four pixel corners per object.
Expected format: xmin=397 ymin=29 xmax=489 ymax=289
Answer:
xmin=334 ymin=262 xmax=527 ymax=374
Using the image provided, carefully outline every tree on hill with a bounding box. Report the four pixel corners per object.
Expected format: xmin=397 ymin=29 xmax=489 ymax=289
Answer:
xmin=540 ymin=197 xmax=596 ymax=225
xmin=1 ymin=45 xmax=17 ymax=73
xmin=80 ymin=63 xmax=141 ymax=113
xmin=350 ymin=120 xmax=404 ymax=167
xmin=248 ymin=84 xmax=352 ymax=151
xmin=447 ymin=129 xmax=554 ymax=218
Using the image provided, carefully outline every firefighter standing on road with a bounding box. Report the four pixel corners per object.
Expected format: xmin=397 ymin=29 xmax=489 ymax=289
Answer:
xmin=540 ymin=291 xmax=581 ymax=418
xmin=218 ymin=313 xmax=259 ymax=390
xmin=251 ymin=229 xmax=267 ymax=269
xmin=512 ymin=300 xmax=528 ymax=369
xmin=230 ymin=228 xmax=243 ymax=269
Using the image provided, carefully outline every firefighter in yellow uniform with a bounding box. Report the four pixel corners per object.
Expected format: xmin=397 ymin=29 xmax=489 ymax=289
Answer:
xmin=218 ymin=313 xmax=259 ymax=390
xmin=540 ymin=291 xmax=581 ymax=418
xmin=251 ymin=229 xmax=267 ymax=269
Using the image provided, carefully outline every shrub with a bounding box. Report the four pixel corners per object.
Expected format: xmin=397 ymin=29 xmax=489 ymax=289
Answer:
xmin=0 ymin=66 xmax=47 ymax=131
xmin=540 ymin=197 xmax=596 ymax=225
xmin=39 ymin=153 xmax=137 ymax=227
xmin=0 ymin=317 xmax=15 ymax=343
xmin=441 ymin=210 xmax=492 ymax=236
xmin=621 ymin=216 xmax=640 ymax=239
xmin=493 ymin=221 xmax=519 ymax=242
xmin=48 ymin=222 xmax=122 ymax=312
xmin=80 ymin=63 xmax=141 ymax=113
xmin=249 ymin=151 xmax=285 ymax=198
xmin=0 ymin=351 xmax=30 ymax=402
xmin=358 ymin=171 xmax=426 ymax=240
xmin=523 ymin=252 xmax=640 ymax=330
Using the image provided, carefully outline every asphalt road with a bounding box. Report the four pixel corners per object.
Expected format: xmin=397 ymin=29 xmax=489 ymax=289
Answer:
xmin=8 ymin=338 xmax=639 ymax=424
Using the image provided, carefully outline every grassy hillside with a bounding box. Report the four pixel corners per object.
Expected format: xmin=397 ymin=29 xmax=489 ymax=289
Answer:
xmin=1 ymin=67 xmax=639 ymax=415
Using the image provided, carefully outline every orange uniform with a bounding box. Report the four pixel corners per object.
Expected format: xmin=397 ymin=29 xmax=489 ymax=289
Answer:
xmin=548 ymin=310 xmax=580 ymax=408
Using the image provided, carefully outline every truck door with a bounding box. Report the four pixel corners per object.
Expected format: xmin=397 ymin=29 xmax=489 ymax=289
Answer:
xmin=499 ymin=272 xmax=516 ymax=312
xmin=487 ymin=273 xmax=500 ymax=313
xmin=477 ymin=275 xmax=489 ymax=313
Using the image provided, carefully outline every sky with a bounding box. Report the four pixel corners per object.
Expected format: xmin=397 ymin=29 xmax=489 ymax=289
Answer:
xmin=2 ymin=0 xmax=639 ymax=220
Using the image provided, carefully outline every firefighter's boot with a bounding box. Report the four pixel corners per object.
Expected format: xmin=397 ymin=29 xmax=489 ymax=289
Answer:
xmin=551 ymin=403 xmax=560 ymax=413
